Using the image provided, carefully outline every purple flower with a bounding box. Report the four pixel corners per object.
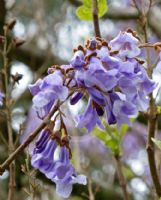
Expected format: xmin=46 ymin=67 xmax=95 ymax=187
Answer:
xmin=31 ymin=131 xmax=86 ymax=198
xmin=113 ymin=98 xmax=137 ymax=127
xmin=0 ymin=91 xmax=4 ymax=106
xmin=109 ymin=31 xmax=141 ymax=58
xmin=31 ymin=130 xmax=57 ymax=174
xmin=75 ymin=98 xmax=104 ymax=133
xmin=70 ymin=92 xmax=84 ymax=105
xmin=69 ymin=36 xmax=155 ymax=131
xmin=28 ymin=79 xmax=43 ymax=96
xmin=84 ymin=57 xmax=118 ymax=92
xmin=29 ymin=34 xmax=155 ymax=131
xmin=105 ymin=92 xmax=137 ymax=127
xmin=29 ymin=71 xmax=68 ymax=119
xmin=70 ymin=50 xmax=86 ymax=69
xmin=20 ymin=107 xmax=42 ymax=154
xmin=49 ymin=146 xmax=87 ymax=198
xmin=28 ymin=33 xmax=157 ymax=199
xmin=87 ymin=87 xmax=106 ymax=106
xmin=117 ymin=59 xmax=155 ymax=111
xmin=97 ymin=46 xmax=109 ymax=60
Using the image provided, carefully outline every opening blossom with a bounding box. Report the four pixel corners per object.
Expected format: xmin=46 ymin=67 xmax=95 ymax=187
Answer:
xmin=28 ymin=30 xmax=156 ymax=198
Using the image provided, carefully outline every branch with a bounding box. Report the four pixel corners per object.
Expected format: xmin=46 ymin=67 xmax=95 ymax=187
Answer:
xmin=133 ymin=2 xmax=161 ymax=197
xmin=88 ymin=178 xmax=95 ymax=200
xmin=3 ymin=26 xmax=16 ymax=200
xmin=92 ymin=0 xmax=101 ymax=37
xmin=146 ymin=96 xmax=161 ymax=197
xmin=114 ymin=155 xmax=130 ymax=200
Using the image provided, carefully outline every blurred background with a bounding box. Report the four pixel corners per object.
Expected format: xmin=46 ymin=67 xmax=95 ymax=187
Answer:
xmin=1 ymin=0 xmax=161 ymax=199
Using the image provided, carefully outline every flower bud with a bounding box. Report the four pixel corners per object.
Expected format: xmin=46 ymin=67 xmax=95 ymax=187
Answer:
xmin=13 ymin=38 xmax=25 ymax=47
xmin=11 ymin=72 xmax=23 ymax=84
xmin=7 ymin=18 xmax=16 ymax=30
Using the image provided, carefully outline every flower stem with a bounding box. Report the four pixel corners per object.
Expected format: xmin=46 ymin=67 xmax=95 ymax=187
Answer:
xmin=92 ymin=0 xmax=101 ymax=37
xmin=114 ymin=155 xmax=130 ymax=200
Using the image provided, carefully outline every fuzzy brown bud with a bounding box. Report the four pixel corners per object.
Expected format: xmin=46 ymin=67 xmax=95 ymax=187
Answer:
xmin=7 ymin=18 xmax=17 ymax=30
xmin=11 ymin=72 xmax=23 ymax=84
xmin=13 ymin=38 xmax=25 ymax=47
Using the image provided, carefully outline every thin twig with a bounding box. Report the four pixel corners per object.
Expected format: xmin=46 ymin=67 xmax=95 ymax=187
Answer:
xmin=92 ymin=0 xmax=101 ymax=37
xmin=3 ymin=26 xmax=16 ymax=200
xmin=139 ymin=43 xmax=154 ymax=48
xmin=88 ymin=178 xmax=95 ymax=200
xmin=114 ymin=155 xmax=130 ymax=200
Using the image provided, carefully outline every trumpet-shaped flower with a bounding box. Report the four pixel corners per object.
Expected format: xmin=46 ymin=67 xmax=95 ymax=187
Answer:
xmin=29 ymin=71 xmax=68 ymax=119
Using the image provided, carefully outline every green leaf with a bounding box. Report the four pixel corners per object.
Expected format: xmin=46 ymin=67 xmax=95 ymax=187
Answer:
xmin=93 ymin=126 xmax=120 ymax=154
xmin=76 ymin=0 xmax=108 ymax=21
xmin=93 ymin=127 xmax=111 ymax=142
xmin=105 ymin=139 xmax=119 ymax=154
xmin=120 ymin=118 xmax=135 ymax=138
xmin=157 ymin=106 xmax=161 ymax=115
xmin=83 ymin=0 xmax=91 ymax=7
xmin=120 ymin=124 xmax=129 ymax=137
xmin=98 ymin=0 xmax=108 ymax=17
xmin=76 ymin=5 xmax=93 ymax=21
xmin=152 ymin=138 xmax=161 ymax=150
xmin=93 ymin=118 xmax=134 ymax=155
xmin=122 ymin=165 xmax=135 ymax=180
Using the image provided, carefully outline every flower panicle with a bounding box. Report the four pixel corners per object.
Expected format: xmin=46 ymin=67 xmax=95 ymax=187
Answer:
xmin=28 ymin=30 xmax=156 ymax=198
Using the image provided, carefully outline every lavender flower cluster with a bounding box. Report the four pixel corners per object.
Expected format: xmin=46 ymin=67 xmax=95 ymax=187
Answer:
xmin=28 ymin=30 xmax=155 ymax=198
xmin=31 ymin=129 xmax=86 ymax=198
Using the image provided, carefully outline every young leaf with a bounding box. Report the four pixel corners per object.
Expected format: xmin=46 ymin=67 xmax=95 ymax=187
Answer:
xmin=93 ymin=118 xmax=133 ymax=155
xmin=93 ymin=125 xmax=120 ymax=155
xmin=122 ymin=165 xmax=135 ymax=180
xmin=76 ymin=5 xmax=93 ymax=21
xmin=157 ymin=106 xmax=161 ymax=115
xmin=76 ymin=0 xmax=108 ymax=21
xmin=83 ymin=0 xmax=92 ymax=7
xmin=152 ymin=138 xmax=161 ymax=150
xmin=98 ymin=0 xmax=108 ymax=18
xmin=119 ymin=124 xmax=129 ymax=137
